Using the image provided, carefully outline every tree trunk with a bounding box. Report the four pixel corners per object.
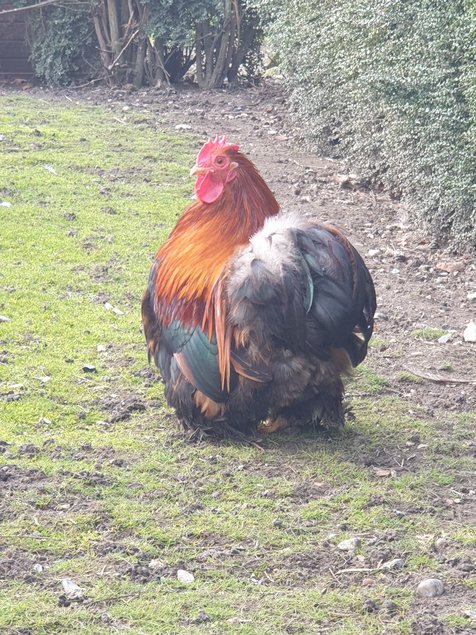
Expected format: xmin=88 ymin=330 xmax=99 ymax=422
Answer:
xmin=209 ymin=0 xmax=234 ymax=88
xmin=195 ymin=23 xmax=204 ymax=87
xmin=228 ymin=14 xmax=258 ymax=85
xmin=194 ymin=0 xmax=240 ymax=90
xmin=92 ymin=0 xmax=151 ymax=87
xmin=106 ymin=0 xmax=121 ymax=60
xmin=197 ymin=19 xmax=215 ymax=88
xmin=131 ymin=0 xmax=147 ymax=87
xmin=145 ymin=38 xmax=169 ymax=87
xmin=93 ymin=9 xmax=113 ymax=79
xmin=203 ymin=20 xmax=214 ymax=81
xmin=133 ymin=37 xmax=146 ymax=88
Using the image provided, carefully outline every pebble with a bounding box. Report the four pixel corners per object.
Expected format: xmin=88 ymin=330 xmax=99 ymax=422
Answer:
xmin=463 ymin=321 xmax=476 ymax=342
xmin=434 ymin=537 xmax=448 ymax=551
xmin=362 ymin=598 xmax=379 ymax=613
xmin=33 ymin=563 xmax=44 ymax=573
xmin=193 ymin=610 xmax=210 ymax=623
xmin=0 ymin=315 xmax=11 ymax=322
xmin=0 ymin=201 xmax=12 ymax=207
xmin=177 ymin=569 xmax=194 ymax=584
xmin=148 ymin=559 xmax=165 ymax=571
xmin=437 ymin=333 xmax=452 ymax=344
xmin=467 ymin=291 xmax=476 ymax=303
xmin=416 ymin=578 xmax=445 ymax=598
xmin=382 ymin=600 xmax=398 ymax=614
xmin=436 ymin=260 xmax=465 ymax=273
xmin=82 ymin=364 xmax=97 ymax=373
xmin=104 ymin=302 xmax=124 ymax=315
xmin=61 ymin=578 xmax=84 ymax=599
xmin=337 ymin=537 xmax=361 ymax=551
xmin=380 ymin=558 xmax=404 ymax=570
xmin=334 ymin=174 xmax=360 ymax=189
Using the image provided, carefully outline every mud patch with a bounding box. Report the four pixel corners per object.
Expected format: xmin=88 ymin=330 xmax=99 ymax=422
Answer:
xmin=0 ymin=464 xmax=46 ymax=488
xmin=99 ymin=391 xmax=146 ymax=423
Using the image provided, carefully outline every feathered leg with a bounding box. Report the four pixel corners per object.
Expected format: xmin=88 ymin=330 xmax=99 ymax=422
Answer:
xmin=263 ymin=377 xmax=346 ymax=432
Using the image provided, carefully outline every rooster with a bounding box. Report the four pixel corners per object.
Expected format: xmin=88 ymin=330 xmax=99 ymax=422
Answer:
xmin=142 ymin=137 xmax=376 ymax=436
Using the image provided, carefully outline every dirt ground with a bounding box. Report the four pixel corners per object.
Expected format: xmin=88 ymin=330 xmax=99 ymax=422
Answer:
xmin=71 ymin=78 xmax=476 ymax=413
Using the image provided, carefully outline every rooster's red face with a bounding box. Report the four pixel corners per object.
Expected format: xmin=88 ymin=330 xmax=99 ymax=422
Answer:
xmin=191 ymin=136 xmax=239 ymax=204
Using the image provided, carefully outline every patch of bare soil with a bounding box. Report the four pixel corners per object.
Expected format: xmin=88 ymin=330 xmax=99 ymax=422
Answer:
xmin=99 ymin=391 xmax=147 ymax=423
xmin=0 ymin=463 xmax=46 ymax=489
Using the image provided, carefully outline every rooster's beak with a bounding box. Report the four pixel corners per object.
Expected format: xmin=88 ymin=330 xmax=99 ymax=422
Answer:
xmin=190 ymin=165 xmax=206 ymax=177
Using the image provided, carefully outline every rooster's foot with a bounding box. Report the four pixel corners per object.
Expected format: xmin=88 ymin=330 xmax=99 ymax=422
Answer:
xmin=258 ymin=416 xmax=290 ymax=434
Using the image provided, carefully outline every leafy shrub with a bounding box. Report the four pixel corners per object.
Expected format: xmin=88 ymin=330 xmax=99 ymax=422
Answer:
xmin=265 ymin=0 xmax=476 ymax=249
xmin=27 ymin=4 xmax=98 ymax=86
xmin=26 ymin=0 xmax=266 ymax=89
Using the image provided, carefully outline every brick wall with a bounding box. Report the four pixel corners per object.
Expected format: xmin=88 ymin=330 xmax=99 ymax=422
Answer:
xmin=0 ymin=4 xmax=33 ymax=79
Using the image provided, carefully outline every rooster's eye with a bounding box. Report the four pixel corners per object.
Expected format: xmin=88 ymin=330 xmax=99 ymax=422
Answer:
xmin=214 ymin=156 xmax=226 ymax=167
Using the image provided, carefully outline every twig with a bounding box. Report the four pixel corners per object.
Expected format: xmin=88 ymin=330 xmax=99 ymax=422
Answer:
xmin=71 ymin=77 xmax=104 ymax=90
xmin=83 ymin=591 xmax=142 ymax=607
xmin=403 ymin=366 xmax=476 ymax=384
xmin=107 ymin=28 xmax=140 ymax=71
xmin=0 ymin=0 xmax=57 ymax=15
xmin=263 ymin=570 xmax=275 ymax=583
xmin=290 ymin=159 xmax=310 ymax=170
xmin=336 ymin=567 xmax=378 ymax=575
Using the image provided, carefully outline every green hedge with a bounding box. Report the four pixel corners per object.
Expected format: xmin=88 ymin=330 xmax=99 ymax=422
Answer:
xmin=266 ymin=0 xmax=476 ymax=249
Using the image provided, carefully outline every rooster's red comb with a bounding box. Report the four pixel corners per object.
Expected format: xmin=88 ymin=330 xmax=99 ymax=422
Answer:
xmin=196 ymin=135 xmax=239 ymax=165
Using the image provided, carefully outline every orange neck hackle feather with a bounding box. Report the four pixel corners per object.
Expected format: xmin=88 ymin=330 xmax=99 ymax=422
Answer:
xmin=154 ymin=151 xmax=279 ymax=325
xmin=153 ymin=150 xmax=280 ymax=391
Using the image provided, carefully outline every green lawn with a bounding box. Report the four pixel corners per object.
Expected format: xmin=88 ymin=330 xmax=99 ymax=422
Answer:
xmin=0 ymin=93 xmax=475 ymax=635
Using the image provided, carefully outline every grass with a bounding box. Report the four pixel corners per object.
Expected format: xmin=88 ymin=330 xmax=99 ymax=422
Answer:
xmin=1 ymin=92 xmax=476 ymax=635
xmin=410 ymin=327 xmax=447 ymax=341
xmin=395 ymin=371 xmax=424 ymax=384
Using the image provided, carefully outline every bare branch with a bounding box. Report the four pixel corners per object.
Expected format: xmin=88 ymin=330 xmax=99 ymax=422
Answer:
xmin=107 ymin=28 xmax=139 ymax=70
xmin=0 ymin=0 xmax=58 ymax=15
